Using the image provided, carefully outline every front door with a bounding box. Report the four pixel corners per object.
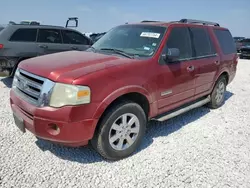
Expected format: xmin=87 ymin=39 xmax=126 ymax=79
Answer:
xmin=157 ymin=26 xmax=196 ymax=114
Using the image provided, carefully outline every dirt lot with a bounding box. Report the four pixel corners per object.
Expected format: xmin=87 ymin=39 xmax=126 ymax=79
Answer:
xmin=0 ymin=60 xmax=250 ymax=188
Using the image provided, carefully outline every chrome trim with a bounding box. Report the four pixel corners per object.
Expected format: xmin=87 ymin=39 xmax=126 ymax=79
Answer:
xmin=38 ymin=79 xmax=55 ymax=107
xmin=19 ymin=69 xmax=46 ymax=82
xmin=156 ymin=96 xmax=211 ymax=122
xmin=161 ymin=89 xmax=172 ymax=96
xmin=13 ymin=68 xmax=55 ymax=107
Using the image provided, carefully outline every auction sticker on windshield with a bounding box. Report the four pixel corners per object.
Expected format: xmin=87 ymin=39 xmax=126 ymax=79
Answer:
xmin=140 ymin=32 xmax=160 ymax=38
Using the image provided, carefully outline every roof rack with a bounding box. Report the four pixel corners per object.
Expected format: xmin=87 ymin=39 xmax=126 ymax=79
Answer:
xmin=141 ymin=20 xmax=160 ymax=23
xmin=8 ymin=20 xmax=41 ymax=25
xmin=179 ymin=19 xmax=220 ymax=26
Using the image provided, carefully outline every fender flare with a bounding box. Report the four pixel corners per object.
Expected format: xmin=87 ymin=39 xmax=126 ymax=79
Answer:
xmin=92 ymin=85 xmax=153 ymax=119
xmin=211 ymin=69 xmax=230 ymax=91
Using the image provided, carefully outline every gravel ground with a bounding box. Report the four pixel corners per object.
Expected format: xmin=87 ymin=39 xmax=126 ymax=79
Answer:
xmin=0 ymin=60 xmax=250 ymax=188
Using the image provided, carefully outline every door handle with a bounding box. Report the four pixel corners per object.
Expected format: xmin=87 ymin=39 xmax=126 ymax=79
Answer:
xmin=38 ymin=44 xmax=48 ymax=49
xmin=215 ymin=60 xmax=220 ymax=65
xmin=187 ymin=65 xmax=195 ymax=72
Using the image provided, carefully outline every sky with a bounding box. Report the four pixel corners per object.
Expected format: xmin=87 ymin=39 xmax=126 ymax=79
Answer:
xmin=1 ymin=0 xmax=250 ymax=37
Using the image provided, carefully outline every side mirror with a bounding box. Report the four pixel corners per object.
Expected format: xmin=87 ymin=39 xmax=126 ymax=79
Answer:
xmin=162 ymin=48 xmax=180 ymax=62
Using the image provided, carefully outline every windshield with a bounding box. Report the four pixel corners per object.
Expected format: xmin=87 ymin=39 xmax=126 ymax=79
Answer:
xmin=91 ymin=24 xmax=166 ymax=57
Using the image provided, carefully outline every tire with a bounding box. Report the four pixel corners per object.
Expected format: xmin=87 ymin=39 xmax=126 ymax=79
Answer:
xmin=91 ymin=101 xmax=147 ymax=160
xmin=207 ymin=76 xmax=227 ymax=109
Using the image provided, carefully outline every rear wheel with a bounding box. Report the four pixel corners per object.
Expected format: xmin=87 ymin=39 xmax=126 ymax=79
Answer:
xmin=207 ymin=76 xmax=227 ymax=109
xmin=91 ymin=101 xmax=147 ymax=160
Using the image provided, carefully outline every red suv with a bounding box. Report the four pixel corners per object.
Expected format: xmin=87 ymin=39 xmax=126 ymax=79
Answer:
xmin=10 ymin=19 xmax=238 ymax=160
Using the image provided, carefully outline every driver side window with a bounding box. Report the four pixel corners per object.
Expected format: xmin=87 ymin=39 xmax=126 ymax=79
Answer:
xmin=165 ymin=27 xmax=192 ymax=60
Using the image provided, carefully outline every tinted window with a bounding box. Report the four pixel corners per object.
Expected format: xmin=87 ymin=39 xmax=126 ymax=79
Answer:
xmin=190 ymin=27 xmax=216 ymax=57
xmin=214 ymin=29 xmax=236 ymax=54
xmin=166 ymin=27 xmax=192 ymax=60
xmin=62 ymin=30 xmax=89 ymax=45
xmin=10 ymin=29 xmax=37 ymax=42
xmin=38 ymin=29 xmax=62 ymax=43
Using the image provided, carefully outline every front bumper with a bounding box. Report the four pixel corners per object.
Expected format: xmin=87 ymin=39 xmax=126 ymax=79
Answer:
xmin=10 ymin=89 xmax=98 ymax=147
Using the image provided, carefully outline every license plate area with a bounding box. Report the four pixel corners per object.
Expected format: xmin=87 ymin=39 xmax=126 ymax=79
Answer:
xmin=13 ymin=113 xmax=26 ymax=133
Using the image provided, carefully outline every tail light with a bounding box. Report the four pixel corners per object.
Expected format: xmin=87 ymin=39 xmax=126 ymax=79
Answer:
xmin=0 ymin=44 xmax=3 ymax=49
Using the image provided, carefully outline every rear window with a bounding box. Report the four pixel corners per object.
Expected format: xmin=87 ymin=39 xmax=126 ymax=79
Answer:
xmin=189 ymin=27 xmax=216 ymax=57
xmin=10 ymin=28 xmax=37 ymax=42
xmin=213 ymin=29 xmax=236 ymax=55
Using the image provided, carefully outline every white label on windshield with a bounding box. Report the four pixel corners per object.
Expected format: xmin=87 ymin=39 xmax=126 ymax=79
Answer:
xmin=140 ymin=32 xmax=160 ymax=38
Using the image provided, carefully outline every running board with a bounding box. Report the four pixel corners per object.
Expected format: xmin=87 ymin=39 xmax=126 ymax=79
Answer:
xmin=155 ymin=96 xmax=211 ymax=122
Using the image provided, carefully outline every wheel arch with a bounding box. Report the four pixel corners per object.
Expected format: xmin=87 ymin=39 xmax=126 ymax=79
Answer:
xmin=218 ymin=71 xmax=229 ymax=85
xmin=10 ymin=57 xmax=32 ymax=77
xmin=93 ymin=86 xmax=153 ymax=121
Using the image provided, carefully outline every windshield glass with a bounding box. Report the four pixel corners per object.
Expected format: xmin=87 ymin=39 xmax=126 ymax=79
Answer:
xmin=92 ymin=24 xmax=166 ymax=57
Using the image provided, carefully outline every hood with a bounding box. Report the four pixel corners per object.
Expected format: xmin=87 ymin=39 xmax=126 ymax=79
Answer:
xmin=19 ymin=51 xmax=136 ymax=83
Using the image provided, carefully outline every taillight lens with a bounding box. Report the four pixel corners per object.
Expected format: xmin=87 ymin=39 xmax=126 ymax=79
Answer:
xmin=0 ymin=44 xmax=3 ymax=49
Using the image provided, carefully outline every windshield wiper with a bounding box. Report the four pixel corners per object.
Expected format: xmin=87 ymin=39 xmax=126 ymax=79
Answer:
xmin=99 ymin=48 xmax=134 ymax=59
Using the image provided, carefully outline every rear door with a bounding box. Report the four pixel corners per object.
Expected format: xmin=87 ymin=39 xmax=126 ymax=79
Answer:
xmin=188 ymin=27 xmax=220 ymax=96
xmin=7 ymin=28 xmax=38 ymax=58
xmin=213 ymin=29 xmax=237 ymax=81
xmin=61 ymin=29 xmax=91 ymax=51
xmin=37 ymin=28 xmax=64 ymax=55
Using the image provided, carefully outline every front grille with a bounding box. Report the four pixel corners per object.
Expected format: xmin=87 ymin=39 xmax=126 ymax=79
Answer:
xmin=13 ymin=69 xmax=55 ymax=106
xmin=15 ymin=69 xmax=45 ymax=105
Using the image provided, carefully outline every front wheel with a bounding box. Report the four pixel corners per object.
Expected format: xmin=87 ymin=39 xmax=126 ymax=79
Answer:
xmin=207 ymin=76 xmax=227 ymax=109
xmin=91 ymin=101 xmax=147 ymax=160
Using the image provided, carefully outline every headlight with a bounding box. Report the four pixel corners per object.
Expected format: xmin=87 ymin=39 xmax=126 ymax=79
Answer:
xmin=49 ymin=83 xmax=91 ymax=107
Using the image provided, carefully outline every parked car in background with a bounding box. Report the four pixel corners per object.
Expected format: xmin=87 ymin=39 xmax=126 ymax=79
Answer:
xmin=239 ymin=38 xmax=250 ymax=59
xmin=234 ymin=36 xmax=245 ymax=53
xmin=90 ymin=32 xmax=106 ymax=43
xmin=0 ymin=23 xmax=93 ymax=77
xmin=10 ymin=19 xmax=237 ymax=160
xmin=0 ymin=26 xmax=4 ymax=32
